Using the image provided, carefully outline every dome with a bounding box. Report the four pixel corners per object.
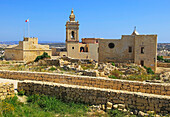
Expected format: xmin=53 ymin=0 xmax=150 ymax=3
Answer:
xmin=69 ymin=9 xmax=75 ymax=21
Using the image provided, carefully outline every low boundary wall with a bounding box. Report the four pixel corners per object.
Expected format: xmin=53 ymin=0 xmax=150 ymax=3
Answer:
xmin=157 ymin=62 xmax=170 ymax=68
xmin=18 ymin=81 xmax=170 ymax=114
xmin=0 ymin=70 xmax=169 ymax=96
xmin=0 ymin=82 xmax=14 ymax=100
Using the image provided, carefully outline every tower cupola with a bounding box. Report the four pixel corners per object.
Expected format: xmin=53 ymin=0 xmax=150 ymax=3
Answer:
xmin=69 ymin=9 xmax=75 ymax=21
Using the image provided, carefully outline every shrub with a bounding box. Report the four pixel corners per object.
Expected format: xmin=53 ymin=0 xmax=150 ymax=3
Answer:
xmin=18 ymin=89 xmax=25 ymax=96
xmin=164 ymin=59 xmax=170 ymax=63
xmin=157 ymin=56 xmax=164 ymax=61
xmin=110 ymin=70 xmax=122 ymax=78
xmin=157 ymin=56 xmax=170 ymax=63
xmin=34 ymin=52 xmax=51 ymax=62
xmin=111 ymin=62 xmax=115 ymax=66
xmin=108 ymin=75 xmax=117 ymax=79
xmin=144 ymin=66 xmax=154 ymax=74
xmin=49 ymin=67 xmax=56 ymax=71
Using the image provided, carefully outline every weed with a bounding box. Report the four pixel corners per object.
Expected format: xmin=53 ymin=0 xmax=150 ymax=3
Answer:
xmin=49 ymin=67 xmax=56 ymax=71
xmin=110 ymin=70 xmax=122 ymax=78
xmin=111 ymin=62 xmax=115 ymax=66
xmin=108 ymin=75 xmax=117 ymax=79
xmin=18 ymin=89 xmax=25 ymax=96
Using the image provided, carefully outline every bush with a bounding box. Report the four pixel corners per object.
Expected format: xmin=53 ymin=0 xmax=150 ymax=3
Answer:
xmin=164 ymin=59 xmax=170 ymax=63
xmin=34 ymin=52 xmax=51 ymax=62
xmin=144 ymin=66 xmax=154 ymax=74
xmin=157 ymin=56 xmax=170 ymax=63
xmin=110 ymin=70 xmax=122 ymax=78
xmin=111 ymin=62 xmax=115 ymax=66
xmin=18 ymin=89 xmax=25 ymax=96
xmin=108 ymin=75 xmax=117 ymax=79
xmin=157 ymin=56 xmax=164 ymax=61
xmin=49 ymin=67 xmax=56 ymax=71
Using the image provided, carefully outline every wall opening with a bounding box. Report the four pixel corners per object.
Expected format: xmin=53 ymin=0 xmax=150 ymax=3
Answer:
xmin=141 ymin=47 xmax=144 ymax=54
xmin=141 ymin=60 xmax=144 ymax=66
xmin=129 ymin=46 xmax=132 ymax=53
xmin=72 ymin=47 xmax=74 ymax=49
xmin=108 ymin=43 xmax=115 ymax=48
xmin=80 ymin=47 xmax=84 ymax=52
xmin=71 ymin=31 xmax=75 ymax=39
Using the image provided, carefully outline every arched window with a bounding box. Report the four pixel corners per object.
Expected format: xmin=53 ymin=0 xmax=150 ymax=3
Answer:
xmin=71 ymin=31 xmax=75 ymax=38
xmin=80 ymin=47 xmax=84 ymax=52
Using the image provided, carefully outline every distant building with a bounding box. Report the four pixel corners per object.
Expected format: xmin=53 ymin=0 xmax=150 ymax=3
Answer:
xmin=5 ymin=37 xmax=51 ymax=62
xmin=55 ymin=9 xmax=157 ymax=71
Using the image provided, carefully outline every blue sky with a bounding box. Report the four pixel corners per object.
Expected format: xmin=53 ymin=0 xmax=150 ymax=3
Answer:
xmin=0 ymin=0 xmax=170 ymax=43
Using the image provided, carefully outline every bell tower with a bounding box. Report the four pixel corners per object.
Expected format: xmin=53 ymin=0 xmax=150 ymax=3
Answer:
xmin=65 ymin=9 xmax=79 ymax=43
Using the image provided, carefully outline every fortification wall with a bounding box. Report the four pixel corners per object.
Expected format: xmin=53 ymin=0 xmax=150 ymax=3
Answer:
xmin=0 ymin=82 xmax=14 ymax=100
xmin=18 ymin=81 xmax=170 ymax=114
xmin=0 ymin=70 xmax=169 ymax=96
xmin=157 ymin=62 xmax=170 ymax=68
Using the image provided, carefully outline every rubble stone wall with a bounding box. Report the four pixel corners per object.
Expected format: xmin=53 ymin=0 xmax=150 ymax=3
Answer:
xmin=157 ymin=62 xmax=170 ymax=68
xmin=18 ymin=81 xmax=170 ymax=114
xmin=0 ymin=70 xmax=169 ymax=96
xmin=0 ymin=82 xmax=14 ymax=100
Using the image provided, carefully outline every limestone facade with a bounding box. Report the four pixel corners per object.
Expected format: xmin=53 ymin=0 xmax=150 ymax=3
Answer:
xmin=5 ymin=37 xmax=52 ymax=62
xmin=99 ymin=35 xmax=157 ymax=71
xmin=59 ymin=9 xmax=157 ymax=71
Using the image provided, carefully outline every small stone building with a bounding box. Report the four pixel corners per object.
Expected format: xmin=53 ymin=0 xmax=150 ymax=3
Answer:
xmin=5 ymin=37 xmax=51 ymax=62
xmin=56 ymin=9 xmax=157 ymax=71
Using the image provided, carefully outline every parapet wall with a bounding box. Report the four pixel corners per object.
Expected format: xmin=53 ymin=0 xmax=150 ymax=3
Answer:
xmin=0 ymin=82 xmax=14 ymax=100
xmin=18 ymin=81 xmax=170 ymax=114
xmin=0 ymin=70 xmax=169 ymax=96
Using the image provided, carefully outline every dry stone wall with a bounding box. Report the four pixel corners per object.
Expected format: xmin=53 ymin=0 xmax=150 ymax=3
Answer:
xmin=0 ymin=82 xmax=14 ymax=100
xmin=0 ymin=70 xmax=169 ymax=96
xmin=157 ymin=62 xmax=170 ymax=68
xmin=18 ymin=81 xmax=170 ymax=114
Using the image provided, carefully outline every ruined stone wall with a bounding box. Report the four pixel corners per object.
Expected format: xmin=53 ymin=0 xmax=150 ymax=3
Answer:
xmin=0 ymin=70 xmax=169 ymax=96
xmin=157 ymin=62 xmax=170 ymax=68
xmin=18 ymin=81 xmax=170 ymax=114
xmin=0 ymin=82 xmax=14 ymax=100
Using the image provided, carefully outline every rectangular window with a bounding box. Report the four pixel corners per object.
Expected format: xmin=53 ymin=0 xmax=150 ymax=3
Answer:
xmin=141 ymin=60 xmax=144 ymax=66
xmin=141 ymin=47 xmax=144 ymax=54
xmin=129 ymin=46 xmax=132 ymax=53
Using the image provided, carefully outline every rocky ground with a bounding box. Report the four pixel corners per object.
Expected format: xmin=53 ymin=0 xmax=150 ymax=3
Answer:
xmin=0 ymin=56 xmax=169 ymax=82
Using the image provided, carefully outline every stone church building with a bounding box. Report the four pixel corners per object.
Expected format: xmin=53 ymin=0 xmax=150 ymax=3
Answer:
xmin=53 ymin=9 xmax=157 ymax=71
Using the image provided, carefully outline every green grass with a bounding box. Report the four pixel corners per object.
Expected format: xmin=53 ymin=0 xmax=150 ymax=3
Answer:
xmin=1 ymin=94 xmax=167 ymax=117
xmin=27 ymin=94 xmax=89 ymax=116
xmin=0 ymin=96 xmax=55 ymax=117
xmin=0 ymin=94 xmax=89 ymax=117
